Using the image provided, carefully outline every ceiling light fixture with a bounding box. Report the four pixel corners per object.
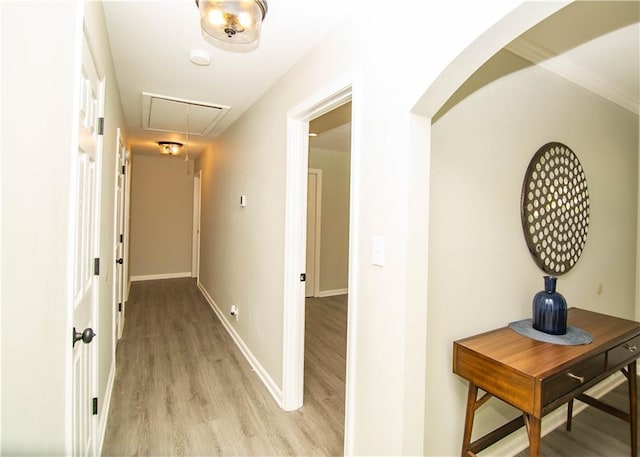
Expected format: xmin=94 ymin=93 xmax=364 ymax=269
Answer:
xmin=195 ymin=0 xmax=268 ymax=53
xmin=157 ymin=106 xmax=191 ymax=165
xmin=158 ymin=141 xmax=183 ymax=156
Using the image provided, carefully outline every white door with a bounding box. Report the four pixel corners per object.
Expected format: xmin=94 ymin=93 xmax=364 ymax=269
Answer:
xmin=123 ymin=150 xmax=132 ymax=302
xmin=191 ymin=171 xmax=202 ymax=279
xmin=306 ymin=170 xmax=322 ymax=297
xmin=72 ymin=31 xmax=103 ymax=457
xmin=114 ymin=133 xmax=126 ymax=339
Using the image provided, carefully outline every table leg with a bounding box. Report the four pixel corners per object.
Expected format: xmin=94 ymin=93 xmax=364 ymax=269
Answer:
xmin=528 ymin=415 xmax=542 ymax=457
xmin=566 ymin=399 xmax=574 ymax=431
xmin=461 ymin=383 xmax=478 ymax=457
xmin=629 ymin=361 xmax=637 ymax=457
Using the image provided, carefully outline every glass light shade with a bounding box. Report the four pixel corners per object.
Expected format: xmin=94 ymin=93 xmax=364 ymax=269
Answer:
xmin=158 ymin=142 xmax=183 ymax=156
xmin=197 ymin=0 xmax=268 ymax=52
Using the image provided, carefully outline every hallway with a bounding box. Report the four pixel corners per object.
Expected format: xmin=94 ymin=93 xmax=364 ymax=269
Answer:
xmin=102 ymin=279 xmax=347 ymax=456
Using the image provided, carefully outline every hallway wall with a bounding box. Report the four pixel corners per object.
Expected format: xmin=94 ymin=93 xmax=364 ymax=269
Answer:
xmin=1 ymin=4 xmax=79 ymax=451
xmin=1 ymin=1 xmax=127 ymax=453
xmin=129 ymin=154 xmax=194 ymax=279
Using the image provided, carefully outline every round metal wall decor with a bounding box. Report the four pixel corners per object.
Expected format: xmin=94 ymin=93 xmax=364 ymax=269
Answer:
xmin=521 ymin=142 xmax=590 ymax=275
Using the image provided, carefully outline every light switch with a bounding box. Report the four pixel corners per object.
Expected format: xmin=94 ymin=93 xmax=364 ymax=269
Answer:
xmin=371 ymin=235 xmax=384 ymax=266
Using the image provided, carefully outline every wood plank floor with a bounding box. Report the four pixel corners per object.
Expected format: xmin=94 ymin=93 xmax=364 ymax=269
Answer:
xmin=513 ymin=378 xmax=640 ymax=457
xmin=102 ymin=279 xmax=347 ymax=456
xmin=103 ymin=278 xmax=636 ymax=456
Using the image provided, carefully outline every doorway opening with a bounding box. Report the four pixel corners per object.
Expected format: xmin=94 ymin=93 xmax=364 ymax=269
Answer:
xmin=304 ymin=102 xmax=352 ymax=449
xmin=306 ymin=102 xmax=351 ymax=299
xmin=282 ymin=78 xmax=356 ymax=453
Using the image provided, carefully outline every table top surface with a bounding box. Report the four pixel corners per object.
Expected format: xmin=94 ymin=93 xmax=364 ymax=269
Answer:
xmin=454 ymin=308 xmax=640 ymax=379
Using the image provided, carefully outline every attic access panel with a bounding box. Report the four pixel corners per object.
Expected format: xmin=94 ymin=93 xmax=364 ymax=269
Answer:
xmin=142 ymin=92 xmax=229 ymax=136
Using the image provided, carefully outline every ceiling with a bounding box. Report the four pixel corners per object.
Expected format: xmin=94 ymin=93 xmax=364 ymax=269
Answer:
xmin=506 ymin=1 xmax=639 ymax=115
xmin=102 ymin=0 xmax=355 ymax=157
xmin=103 ymin=1 xmax=638 ymax=159
xmin=310 ymin=122 xmax=351 ymax=152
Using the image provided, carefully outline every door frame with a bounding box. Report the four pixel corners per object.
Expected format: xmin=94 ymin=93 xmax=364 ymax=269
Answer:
xmin=192 ymin=170 xmax=202 ymax=279
xmin=123 ymin=148 xmax=132 ymax=301
xmin=282 ymin=74 xmax=357 ymax=454
xmin=306 ymin=168 xmax=322 ymax=297
xmin=113 ymin=128 xmax=126 ymax=341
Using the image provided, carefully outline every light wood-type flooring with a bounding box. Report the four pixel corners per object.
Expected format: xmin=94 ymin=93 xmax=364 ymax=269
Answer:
xmin=513 ymin=378 xmax=640 ymax=456
xmin=103 ymin=278 xmax=638 ymax=456
xmin=102 ymin=278 xmax=347 ymax=456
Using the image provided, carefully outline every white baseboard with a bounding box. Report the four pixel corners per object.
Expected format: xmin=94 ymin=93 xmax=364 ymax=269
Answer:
xmin=484 ymin=372 xmax=626 ymax=456
xmin=197 ymin=281 xmax=283 ymax=407
xmin=130 ymin=272 xmax=192 ymax=282
xmin=97 ymin=360 xmax=116 ymax=456
xmin=316 ymin=288 xmax=348 ymax=298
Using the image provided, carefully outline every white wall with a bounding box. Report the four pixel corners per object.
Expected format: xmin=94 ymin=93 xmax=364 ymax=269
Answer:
xmin=129 ymin=154 xmax=193 ymax=278
xmin=1 ymin=2 xmax=80 ymax=452
xmin=426 ymin=49 xmax=639 ymax=456
xmin=1 ymin=2 xmax=127 ymax=452
xmin=308 ymin=147 xmax=350 ymax=293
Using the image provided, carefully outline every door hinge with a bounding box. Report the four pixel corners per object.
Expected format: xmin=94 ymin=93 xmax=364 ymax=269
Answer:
xmin=94 ymin=258 xmax=100 ymax=276
xmin=97 ymin=117 xmax=104 ymax=135
xmin=118 ymin=302 xmax=122 ymax=312
xmin=92 ymin=397 xmax=98 ymax=415
xmin=121 ymin=165 xmax=126 ymax=175
xmin=300 ymin=273 xmax=306 ymax=282
xmin=119 ymin=234 xmax=124 ymax=243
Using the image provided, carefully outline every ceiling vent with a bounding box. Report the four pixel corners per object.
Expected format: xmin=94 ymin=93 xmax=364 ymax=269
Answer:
xmin=142 ymin=92 xmax=229 ymax=136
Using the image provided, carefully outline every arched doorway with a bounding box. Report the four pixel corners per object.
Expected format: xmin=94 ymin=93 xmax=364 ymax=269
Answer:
xmin=417 ymin=2 xmax=638 ymax=455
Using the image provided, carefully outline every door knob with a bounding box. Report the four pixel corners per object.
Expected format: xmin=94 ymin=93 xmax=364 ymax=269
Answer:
xmin=73 ymin=327 xmax=96 ymax=347
xmin=116 ymin=258 xmax=124 ymax=265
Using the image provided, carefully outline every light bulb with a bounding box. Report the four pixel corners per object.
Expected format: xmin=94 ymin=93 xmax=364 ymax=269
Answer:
xmin=238 ymin=12 xmax=253 ymax=28
xmin=207 ymin=9 xmax=226 ymax=26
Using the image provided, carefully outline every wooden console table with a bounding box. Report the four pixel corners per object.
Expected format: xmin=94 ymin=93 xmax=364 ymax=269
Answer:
xmin=453 ymin=308 xmax=640 ymax=456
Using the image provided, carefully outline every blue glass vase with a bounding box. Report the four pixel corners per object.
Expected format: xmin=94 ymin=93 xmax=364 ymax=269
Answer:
xmin=532 ymin=276 xmax=567 ymax=335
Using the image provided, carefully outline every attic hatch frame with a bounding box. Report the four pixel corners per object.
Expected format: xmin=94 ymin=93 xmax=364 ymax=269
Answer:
xmin=141 ymin=92 xmax=230 ymax=136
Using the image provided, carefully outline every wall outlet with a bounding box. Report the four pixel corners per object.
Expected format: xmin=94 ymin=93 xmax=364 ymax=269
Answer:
xmin=230 ymin=305 xmax=239 ymax=321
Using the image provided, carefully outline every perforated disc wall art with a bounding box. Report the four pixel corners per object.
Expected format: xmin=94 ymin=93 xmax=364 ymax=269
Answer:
xmin=521 ymin=142 xmax=590 ymax=275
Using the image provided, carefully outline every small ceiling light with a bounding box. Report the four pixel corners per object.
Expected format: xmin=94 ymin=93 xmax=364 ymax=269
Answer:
xmin=196 ymin=0 xmax=268 ymax=53
xmin=158 ymin=141 xmax=183 ymax=156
